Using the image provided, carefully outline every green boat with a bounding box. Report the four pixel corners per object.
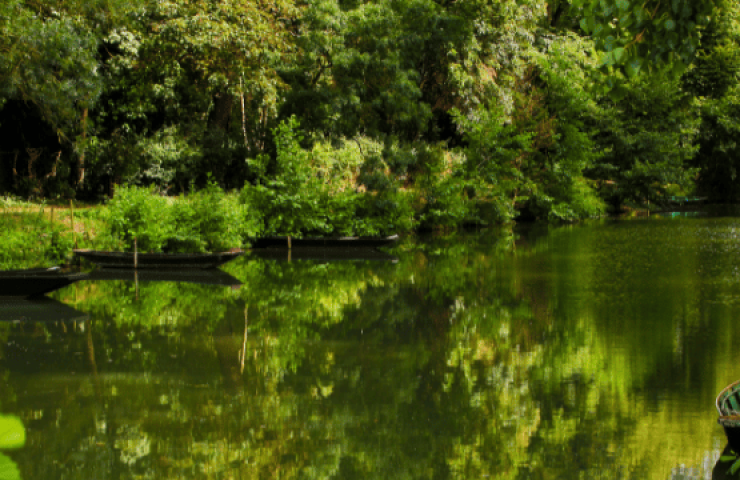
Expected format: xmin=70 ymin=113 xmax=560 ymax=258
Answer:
xmin=717 ymin=379 xmax=740 ymax=451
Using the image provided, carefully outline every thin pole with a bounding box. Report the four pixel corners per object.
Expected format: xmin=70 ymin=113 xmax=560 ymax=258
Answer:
xmin=69 ymin=200 xmax=77 ymax=248
xmin=134 ymin=237 xmax=138 ymax=269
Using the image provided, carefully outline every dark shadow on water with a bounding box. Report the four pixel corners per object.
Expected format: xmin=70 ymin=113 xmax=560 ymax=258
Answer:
xmin=86 ymin=268 xmax=242 ymax=286
xmin=0 ymin=296 xmax=87 ymax=323
xmin=249 ymin=247 xmax=399 ymax=263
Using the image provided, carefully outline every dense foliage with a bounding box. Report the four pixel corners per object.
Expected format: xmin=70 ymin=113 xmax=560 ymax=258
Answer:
xmin=104 ymin=184 xmax=252 ymax=252
xmin=1 ymin=0 xmax=738 ymax=231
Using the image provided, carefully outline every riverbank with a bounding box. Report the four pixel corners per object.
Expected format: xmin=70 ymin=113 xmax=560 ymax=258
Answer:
xmin=0 ymin=186 xmax=713 ymax=270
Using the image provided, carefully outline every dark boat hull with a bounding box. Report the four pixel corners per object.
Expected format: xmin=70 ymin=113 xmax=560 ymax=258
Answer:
xmin=0 ymin=268 xmax=88 ymax=298
xmin=73 ymin=250 xmax=244 ymax=269
xmin=251 ymin=235 xmax=399 ymax=249
xmin=717 ymin=379 xmax=740 ymax=452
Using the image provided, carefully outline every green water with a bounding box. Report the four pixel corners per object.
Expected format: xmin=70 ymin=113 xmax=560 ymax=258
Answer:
xmin=3 ymin=212 xmax=740 ymax=479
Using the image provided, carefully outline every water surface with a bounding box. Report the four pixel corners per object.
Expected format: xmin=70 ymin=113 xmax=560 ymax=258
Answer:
xmin=3 ymin=212 xmax=740 ymax=479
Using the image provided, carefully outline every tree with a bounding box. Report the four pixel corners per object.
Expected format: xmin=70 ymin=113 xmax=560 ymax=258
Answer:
xmin=0 ymin=0 xmax=103 ymax=195
xmin=91 ymin=0 xmax=298 ymax=191
xmin=685 ymin=1 xmax=740 ymax=201
xmin=573 ymin=0 xmax=717 ymax=76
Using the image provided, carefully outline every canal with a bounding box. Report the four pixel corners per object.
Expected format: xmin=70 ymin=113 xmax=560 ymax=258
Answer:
xmin=2 ymin=209 xmax=740 ymax=479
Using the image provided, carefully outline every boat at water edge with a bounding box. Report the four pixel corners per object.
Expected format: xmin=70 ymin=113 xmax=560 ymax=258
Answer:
xmin=717 ymin=379 xmax=740 ymax=452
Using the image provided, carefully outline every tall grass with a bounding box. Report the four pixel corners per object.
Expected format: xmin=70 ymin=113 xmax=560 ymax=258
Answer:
xmin=0 ymin=211 xmax=74 ymax=268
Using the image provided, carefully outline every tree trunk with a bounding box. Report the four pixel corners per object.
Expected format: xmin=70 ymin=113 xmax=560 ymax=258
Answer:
xmin=78 ymin=108 xmax=88 ymax=187
xmin=211 ymin=92 xmax=234 ymax=132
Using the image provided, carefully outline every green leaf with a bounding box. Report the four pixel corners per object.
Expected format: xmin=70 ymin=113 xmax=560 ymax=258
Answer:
xmin=665 ymin=19 xmax=676 ymax=31
xmin=604 ymin=35 xmax=616 ymax=52
xmin=580 ymin=17 xmax=592 ymax=33
xmin=730 ymin=458 xmax=740 ymax=475
xmin=0 ymin=416 xmax=25 ymax=450
xmin=0 ymin=453 xmax=21 ymax=480
xmin=625 ymin=58 xmax=643 ymax=77
xmin=613 ymin=47 xmax=626 ymax=63
xmin=619 ymin=14 xmax=632 ymax=28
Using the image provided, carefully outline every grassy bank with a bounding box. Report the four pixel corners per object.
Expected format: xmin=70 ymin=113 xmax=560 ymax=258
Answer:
xmin=0 ymin=197 xmax=104 ymax=268
xmin=1 ymin=174 xmax=490 ymax=269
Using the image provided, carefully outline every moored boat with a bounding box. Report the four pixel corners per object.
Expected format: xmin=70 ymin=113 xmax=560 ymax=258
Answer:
xmin=717 ymin=379 xmax=740 ymax=452
xmin=250 ymin=234 xmax=399 ymax=249
xmin=73 ymin=249 xmax=244 ymax=269
xmin=0 ymin=267 xmax=88 ymax=298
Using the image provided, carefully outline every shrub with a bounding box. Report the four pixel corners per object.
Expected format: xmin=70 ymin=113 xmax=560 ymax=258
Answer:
xmin=168 ymin=182 xmax=246 ymax=252
xmin=104 ymin=185 xmax=174 ymax=252
xmin=241 ymin=117 xmax=331 ymax=238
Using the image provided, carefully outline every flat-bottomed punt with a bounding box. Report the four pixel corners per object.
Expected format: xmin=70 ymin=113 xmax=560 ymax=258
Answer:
xmin=0 ymin=267 xmax=89 ymax=298
xmin=717 ymin=379 xmax=740 ymax=452
xmin=73 ymin=249 xmax=244 ymax=269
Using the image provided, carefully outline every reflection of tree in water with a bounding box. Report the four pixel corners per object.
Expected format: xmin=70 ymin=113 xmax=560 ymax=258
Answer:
xmin=0 ymin=226 xmax=723 ymax=479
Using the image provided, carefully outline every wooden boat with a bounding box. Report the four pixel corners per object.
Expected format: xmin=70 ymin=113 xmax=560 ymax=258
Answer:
xmin=87 ymin=268 xmax=242 ymax=286
xmin=716 ymin=379 xmax=740 ymax=452
xmin=251 ymin=234 xmax=399 ymax=249
xmin=0 ymin=267 xmax=89 ymax=298
xmin=73 ymin=249 xmax=244 ymax=269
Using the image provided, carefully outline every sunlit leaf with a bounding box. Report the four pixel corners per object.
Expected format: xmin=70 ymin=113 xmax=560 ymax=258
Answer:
xmin=0 ymin=453 xmax=21 ymax=480
xmin=0 ymin=416 xmax=25 ymax=450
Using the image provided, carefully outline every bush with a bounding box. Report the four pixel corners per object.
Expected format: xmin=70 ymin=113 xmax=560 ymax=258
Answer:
xmin=105 ymin=185 xmax=173 ymax=252
xmin=168 ymin=182 xmax=247 ymax=252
